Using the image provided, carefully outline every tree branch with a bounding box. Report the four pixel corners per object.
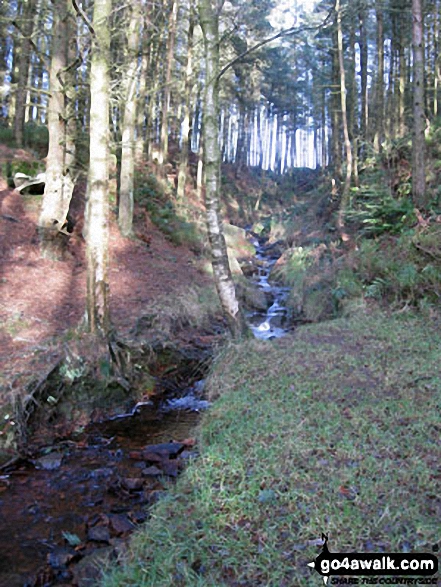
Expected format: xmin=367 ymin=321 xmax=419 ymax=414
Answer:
xmin=71 ymin=0 xmax=95 ymax=36
xmin=11 ymin=21 xmax=50 ymax=67
xmin=217 ymin=1 xmax=336 ymax=81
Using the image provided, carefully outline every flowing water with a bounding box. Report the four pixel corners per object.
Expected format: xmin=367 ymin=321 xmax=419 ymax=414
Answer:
xmin=246 ymin=236 xmax=290 ymax=340
xmin=0 ymin=387 xmax=209 ymax=587
xmin=0 ymin=233 xmax=290 ymax=586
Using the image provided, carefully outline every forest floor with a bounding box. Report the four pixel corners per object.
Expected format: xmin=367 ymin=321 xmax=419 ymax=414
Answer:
xmin=0 ymin=146 xmax=219 ymax=438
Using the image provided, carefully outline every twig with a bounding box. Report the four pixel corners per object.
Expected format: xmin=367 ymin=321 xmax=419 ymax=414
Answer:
xmin=217 ymin=1 xmax=336 ymax=81
xmin=412 ymin=240 xmax=441 ymax=260
xmin=71 ymin=0 xmax=95 ymax=36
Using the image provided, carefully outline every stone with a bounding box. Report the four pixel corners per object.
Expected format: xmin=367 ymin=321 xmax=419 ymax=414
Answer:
xmin=108 ymin=513 xmax=135 ymax=536
xmin=71 ymin=548 xmax=114 ymax=587
xmin=87 ymin=525 xmax=111 ymax=543
xmin=47 ymin=546 xmax=76 ymax=569
xmin=142 ymin=465 xmax=163 ymax=477
xmin=121 ymin=477 xmax=144 ymax=491
xmin=33 ymin=453 xmax=63 ymax=470
xmin=141 ymin=442 xmax=185 ymax=459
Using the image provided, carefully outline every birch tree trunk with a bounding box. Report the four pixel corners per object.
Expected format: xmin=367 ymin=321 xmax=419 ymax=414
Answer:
xmin=198 ymin=0 xmax=248 ymax=338
xmin=84 ymin=0 xmax=111 ymax=337
xmin=38 ymin=0 xmax=76 ymax=259
xmin=412 ymin=0 xmax=427 ymax=208
xmin=118 ymin=0 xmax=142 ymax=237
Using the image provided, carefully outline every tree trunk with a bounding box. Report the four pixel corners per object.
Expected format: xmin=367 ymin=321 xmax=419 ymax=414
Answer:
xmin=374 ymin=0 xmax=385 ymax=151
xmin=336 ymin=0 xmax=353 ymax=236
xmin=135 ymin=8 xmax=153 ymax=163
xmin=412 ymin=0 xmax=427 ymax=208
xmin=38 ymin=0 xmax=76 ymax=259
xmin=177 ymin=1 xmax=195 ymax=202
xmin=159 ymin=0 xmax=179 ymax=168
xmin=359 ymin=1 xmax=368 ymax=152
xmin=330 ymin=34 xmax=342 ymax=178
xmin=14 ymin=0 xmax=37 ymax=146
xmin=84 ymin=0 xmax=111 ymax=337
xmin=118 ymin=1 xmax=142 ymax=237
xmin=198 ymin=0 xmax=248 ymax=338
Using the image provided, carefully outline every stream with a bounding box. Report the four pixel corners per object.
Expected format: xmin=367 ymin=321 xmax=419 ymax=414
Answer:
xmin=0 ymin=388 xmax=208 ymax=587
xmin=0 ymin=234 xmax=289 ymax=587
xmin=246 ymin=236 xmax=290 ymax=340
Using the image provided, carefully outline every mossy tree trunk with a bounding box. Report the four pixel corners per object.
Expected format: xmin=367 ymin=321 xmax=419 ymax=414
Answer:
xmin=38 ymin=0 xmax=76 ymax=259
xmin=198 ymin=0 xmax=248 ymax=339
xmin=118 ymin=0 xmax=142 ymax=237
xmin=84 ymin=0 xmax=111 ymax=337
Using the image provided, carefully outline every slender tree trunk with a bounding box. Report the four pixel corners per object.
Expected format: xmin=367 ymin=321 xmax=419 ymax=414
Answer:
xmin=118 ymin=1 xmax=142 ymax=237
xmin=398 ymin=42 xmax=407 ymax=137
xmin=412 ymin=0 xmax=427 ymax=208
xmin=198 ymin=0 xmax=248 ymax=338
xmin=38 ymin=0 xmax=76 ymax=259
xmin=135 ymin=2 xmax=155 ymax=162
xmin=330 ymin=38 xmax=342 ymax=178
xmin=177 ymin=1 xmax=195 ymax=202
xmin=359 ymin=1 xmax=368 ymax=152
xmin=374 ymin=0 xmax=385 ymax=151
xmin=14 ymin=0 xmax=37 ymax=146
xmin=159 ymin=0 xmax=179 ymax=168
xmin=336 ymin=0 xmax=353 ymax=236
xmin=432 ymin=0 xmax=439 ymax=116
xmin=84 ymin=0 xmax=111 ymax=337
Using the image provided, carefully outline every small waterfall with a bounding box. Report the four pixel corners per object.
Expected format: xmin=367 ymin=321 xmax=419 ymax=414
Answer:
xmin=245 ymin=237 xmax=290 ymax=340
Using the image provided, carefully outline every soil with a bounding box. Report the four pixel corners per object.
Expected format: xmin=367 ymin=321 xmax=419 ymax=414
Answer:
xmin=0 ymin=145 xmax=217 ymax=419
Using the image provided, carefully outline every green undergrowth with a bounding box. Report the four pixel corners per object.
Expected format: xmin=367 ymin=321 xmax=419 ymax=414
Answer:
xmin=135 ymin=170 xmax=206 ymax=253
xmin=99 ymin=310 xmax=441 ymax=586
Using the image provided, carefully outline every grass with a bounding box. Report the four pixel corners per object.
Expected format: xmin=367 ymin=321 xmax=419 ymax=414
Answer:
xmin=99 ymin=309 xmax=441 ymax=586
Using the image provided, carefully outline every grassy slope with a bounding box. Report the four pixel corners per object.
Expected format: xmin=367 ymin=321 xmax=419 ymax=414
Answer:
xmin=100 ymin=309 xmax=440 ymax=587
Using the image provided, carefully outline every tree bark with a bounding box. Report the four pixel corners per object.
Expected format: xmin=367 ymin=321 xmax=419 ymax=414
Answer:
xmin=14 ymin=0 xmax=37 ymax=146
xmin=374 ymin=0 xmax=384 ymax=151
xmin=177 ymin=1 xmax=195 ymax=202
xmin=38 ymin=0 xmax=76 ymax=259
xmin=84 ymin=0 xmax=111 ymax=337
xmin=412 ymin=0 xmax=427 ymax=208
xmin=359 ymin=0 xmax=368 ymax=152
xmin=118 ymin=0 xmax=142 ymax=237
xmin=159 ymin=0 xmax=179 ymax=168
xmin=336 ymin=0 xmax=353 ymax=236
xmin=198 ymin=0 xmax=248 ymax=338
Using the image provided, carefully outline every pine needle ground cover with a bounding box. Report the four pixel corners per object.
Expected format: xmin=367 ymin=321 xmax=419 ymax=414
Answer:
xmin=100 ymin=310 xmax=440 ymax=587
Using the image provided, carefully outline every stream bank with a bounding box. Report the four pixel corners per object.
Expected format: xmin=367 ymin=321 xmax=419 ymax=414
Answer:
xmin=0 ymin=368 xmax=210 ymax=587
xmin=0 ymin=226 xmax=292 ymax=587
